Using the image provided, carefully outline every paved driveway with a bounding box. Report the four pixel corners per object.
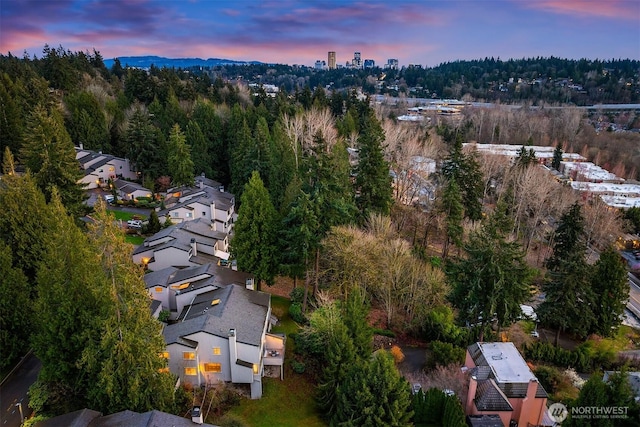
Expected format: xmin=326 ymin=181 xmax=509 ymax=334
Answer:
xmin=0 ymin=353 xmax=40 ymax=427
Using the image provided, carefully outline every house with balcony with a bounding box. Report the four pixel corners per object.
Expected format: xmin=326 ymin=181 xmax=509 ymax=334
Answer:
xmin=75 ymin=146 xmax=138 ymax=189
xmin=162 ymin=284 xmax=285 ymax=399
xmin=144 ymin=263 xmax=254 ymax=320
xmin=132 ymin=218 xmax=229 ymax=271
xmin=159 ymin=175 xmax=236 ymax=234
xmin=464 ymin=342 xmax=553 ymax=427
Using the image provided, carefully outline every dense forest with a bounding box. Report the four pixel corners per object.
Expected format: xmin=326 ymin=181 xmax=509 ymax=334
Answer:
xmin=1 ymin=46 xmax=639 ymax=425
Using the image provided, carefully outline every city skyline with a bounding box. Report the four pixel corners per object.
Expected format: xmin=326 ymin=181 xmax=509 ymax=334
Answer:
xmin=1 ymin=0 xmax=638 ymax=67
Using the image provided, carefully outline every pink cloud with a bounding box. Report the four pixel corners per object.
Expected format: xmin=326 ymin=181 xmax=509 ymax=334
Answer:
xmin=524 ymin=0 xmax=635 ymax=20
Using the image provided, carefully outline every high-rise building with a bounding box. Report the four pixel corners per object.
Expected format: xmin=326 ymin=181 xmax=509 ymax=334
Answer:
xmin=363 ymin=59 xmax=375 ymax=69
xmin=314 ymin=60 xmax=326 ymax=70
xmin=328 ymin=51 xmax=336 ymax=69
xmin=352 ymin=51 xmax=362 ymax=69
xmin=385 ymin=58 xmax=399 ymax=70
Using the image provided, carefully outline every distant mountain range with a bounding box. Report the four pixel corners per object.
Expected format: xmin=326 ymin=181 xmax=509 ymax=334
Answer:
xmin=103 ymin=56 xmax=262 ymax=69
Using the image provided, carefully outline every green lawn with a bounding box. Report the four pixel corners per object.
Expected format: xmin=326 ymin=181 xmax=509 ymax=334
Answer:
xmin=125 ymin=235 xmax=145 ymax=245
xmin=222 ymin=295 xmax=325 ymax=427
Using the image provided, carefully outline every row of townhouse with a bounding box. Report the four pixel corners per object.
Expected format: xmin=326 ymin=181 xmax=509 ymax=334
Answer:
xmin=75 ymin=146 xmax=138 ymax=189
xmin=159 ymin=175 xmax=236 ymax=235
xmin=134 ymin=219 xmax=282 ymax=400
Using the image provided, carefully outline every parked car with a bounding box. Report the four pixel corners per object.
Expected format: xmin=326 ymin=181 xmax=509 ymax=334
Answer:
xmin=412 ymin=383 xmax=422 ymax=395
xmin=103 ymin=194 xmax=115 ymax=203
xmin=127 ymin=219 xmax=142 ymax=229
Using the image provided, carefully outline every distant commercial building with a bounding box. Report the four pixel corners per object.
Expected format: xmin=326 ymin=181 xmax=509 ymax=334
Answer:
xmin=386 ymin=58 xmax=399 ymax=70
xmin=364 ymin=59 xmax=375 ymax=69
xmin=352 ymin=51 xmax=362 ymax=69
xmin=314 ymin=60 xmax=326 ymax=70
xmin=328 ymin=51 xmax=336 ymax=69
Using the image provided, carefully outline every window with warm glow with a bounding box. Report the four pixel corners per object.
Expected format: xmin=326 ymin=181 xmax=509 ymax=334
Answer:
xmin=183 ymin=352 xmax=196 ymax=360
xmin=253 ymin=364 xmax=259 ymax=374
xmin=213 ymin=347 xmax=221 ymax=355
xmin=204 ymin=363 xmax=221 ymax=373
xmin=184 ymin=367 xmax=197 ymax=376
xmin=160 ymin=352 xmax=169 ymax=359
xmin=155 ymin=287 xmax=163 ymax=293
xmin=158 ymin=367 xmax=169 ymax=373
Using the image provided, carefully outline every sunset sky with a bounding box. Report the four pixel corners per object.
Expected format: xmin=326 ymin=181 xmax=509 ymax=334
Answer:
xmin=1 ymin=0 xmax=638 ymax=67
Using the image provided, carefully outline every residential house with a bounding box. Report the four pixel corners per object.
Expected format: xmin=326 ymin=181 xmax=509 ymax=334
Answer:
xmin=113 ymin=178 xmax=152 ymax=201
xmin=75 ymin=146 xmax=137 ymax=189
xmin=144 ymin=263 xmax=254 ymax=320
xmin=162 ymin=284 xmax=285 ymax=399
xmin=159 ymin=175 xmax=236 ymax=234
xmin=132 ymin=218 xmax=229 ymax=271
xmin=464 ymin=342 xmax=553 ymax=427
xmin=34 ymin=408 xmax=218 ymax=427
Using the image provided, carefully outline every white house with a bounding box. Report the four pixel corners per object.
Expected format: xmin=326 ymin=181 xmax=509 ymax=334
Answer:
xmin=75 ymin=147 xmax=138 ymax=189
xmin=144 ymin=263 xmax=254 ymax=320
xmin=162 ymin=284 xmax=285 ymax=399
xmin=113 ymin=178 xmax=152 ymax=201
xmin=132 ymin=218 xmax=229 ymax=271
xmin=159 ymin=175 xmax=236 ymax=234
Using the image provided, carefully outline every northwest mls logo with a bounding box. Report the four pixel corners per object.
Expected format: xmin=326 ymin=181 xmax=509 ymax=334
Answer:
xmin=548 ymin=402 xmax=569 ymax=423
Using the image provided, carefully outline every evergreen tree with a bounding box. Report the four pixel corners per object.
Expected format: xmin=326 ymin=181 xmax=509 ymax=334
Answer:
xmin=539 ymin=203 xmax=595 ymax=342
xmin=31 ymin=192 xmax=105 ymax=414
xmin=342 ymin=287 xmax=373 ymax=359
xmin=442 ymin=395 xmax=466 ymax=427
xmin=185 ymin=120 xmax=212 ymax=178
xmin=146 ymin=209 xmax=162 ymax=234
xmin=0 ymin=243 xmax=31 ymax=372
xmin=552 ymin=142 xmax=563 ymax=170
xmin=440 ymin=178 xmax=464 ymax=260
xmin=230 ymin=171 xmax=279 ymax=289
xmin=354 ymin=109 xmax=393 ymax=220
xmin=126 ymin=108 xmax=164 ymax=181
xmin=590 ymin=246 xmax=629 ymax=336
xmin=64 ymin=90 xmax=110 ymax=152
xmin=332 ymin=351 xmax=413 ymax=427
xmin=448 ymin=200 xmax=533 ymax=335
xmin=229 ymin=116 xmax=254 ymax=198
xmin=167 ymin=124 xmax=195 ymax=186
xmin=441 ymin=133 xmax=484 ymax=221
xmin=81 ymin=203 xmax=175 ymax=413
xmin=20 ymin=104 xmax=85 ymax=215
xmin=0 ymin=164 xmax=54 ymax=284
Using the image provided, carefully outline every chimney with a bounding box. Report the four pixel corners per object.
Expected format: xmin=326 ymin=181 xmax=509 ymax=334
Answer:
xmin=228 ymin=329 xmax=237 ymax=381
xmin=190 ymin=238 xmax=197 ymax=257
xmin=466 ymin=375 xmax=478 ymax=414
xmin=79 ymin=143 xmax=84 ymax=150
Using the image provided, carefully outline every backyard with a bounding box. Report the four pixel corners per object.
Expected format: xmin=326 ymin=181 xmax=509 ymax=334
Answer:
xmin=221 ymin=295 xmax=325 ymax=427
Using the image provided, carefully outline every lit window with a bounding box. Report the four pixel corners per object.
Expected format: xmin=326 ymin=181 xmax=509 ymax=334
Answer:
xmin=213 ymin=347 xmax=221 ymax=355
xmin=184 ymin=367 xmax=197 ymax=376
xmin=253 ymin=364 xmax=259 ymax=374
xmin=171 ymin=283 xmax=189 ymax=290
xmin=160 ymin=352 xmax=169 ymax=359
xmin=155 ymin=287 xmax=163 ymax=293
xmin=183 ymin=352 xmax=196 ymax=360
xmin=204 ymin=363 xmax=221 ymax=373
xmin=158 ymin=367 xmax=169 ymax=373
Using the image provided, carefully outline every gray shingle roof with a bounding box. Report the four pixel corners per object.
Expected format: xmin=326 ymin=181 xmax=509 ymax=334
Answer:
xmin=475 ymin=379 xmax=513 ymax=412
xmin=35 ymin=408 xmax=101 ymax=427
xmin=143 ymin=267 xmax=179 ymax=289
xmin=164 ymin=284 xmax=269 ymax=347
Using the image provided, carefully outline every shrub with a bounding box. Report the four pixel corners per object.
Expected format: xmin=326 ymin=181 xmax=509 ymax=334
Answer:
xmin=289 ymin=287 xmax=305 ymax=304
xmin=217 ymin=414 xmax=250 ymax=427
xmin=158 ymin=310 xmax=170 ymax=323
xmin=390 ymin=345 xmax=405 ymax=363
xmin=288 ymin=302 xmax=306 ymax=324
xmin=428 ymin=341 xmax=465 ymax=369
xmin=291 ymin=359 xmax=306 ymax=374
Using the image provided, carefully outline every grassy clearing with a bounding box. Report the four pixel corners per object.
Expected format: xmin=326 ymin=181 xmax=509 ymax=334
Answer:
xmin=222 ymin=295 xmax=324 ymax=427
xmin=125 ymin=235 xmax=145 ymax=245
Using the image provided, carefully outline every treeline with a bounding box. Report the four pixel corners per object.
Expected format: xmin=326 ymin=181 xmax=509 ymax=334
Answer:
xmin=197 ymin=56 xmax=639 ymax=105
